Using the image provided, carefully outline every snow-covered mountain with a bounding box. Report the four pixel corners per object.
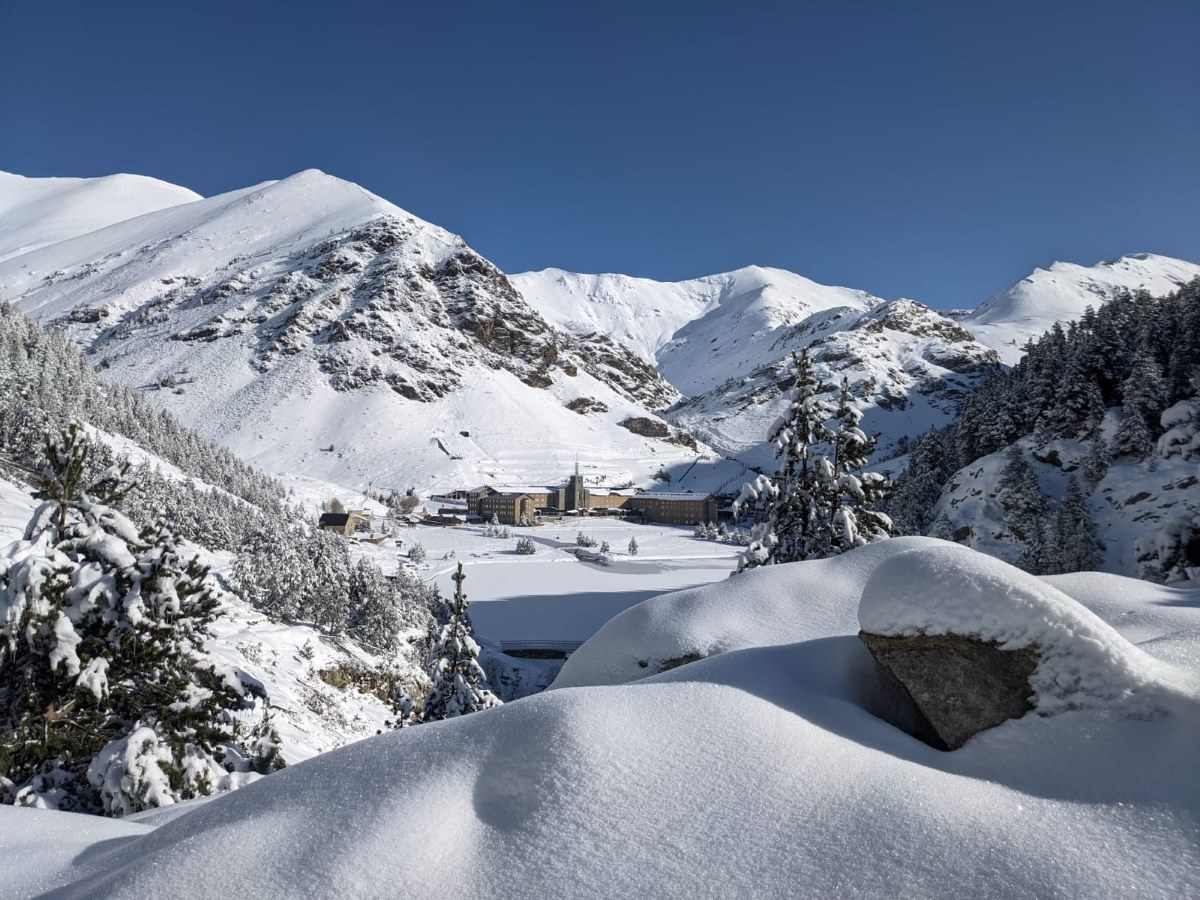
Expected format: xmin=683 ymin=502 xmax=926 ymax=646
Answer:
xmin=511 ymin=265 xmax=880 ymax=396
xmin=516 ymin=266 xmax=1002 ymax=468
xmin=2 ymin=166 xmax=1196 ymax=496
xmin=960 ymin=253 xmax=1200 ymax=364
xmin=0 ymin=170 xmax=201 ymax=262
xmin=516 ymin=253 xmax=1200 ymax=469
xmin=0 ymin=170 xmax=696 ymax=494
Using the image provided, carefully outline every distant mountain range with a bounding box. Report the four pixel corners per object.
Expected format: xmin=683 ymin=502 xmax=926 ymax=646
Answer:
xmin=1 ymin=168 xmax=1196 ymax=495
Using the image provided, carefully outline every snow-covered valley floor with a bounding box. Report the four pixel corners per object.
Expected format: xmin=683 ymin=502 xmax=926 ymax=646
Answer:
xmin=383 ymin=518 xmax=739 ymax=643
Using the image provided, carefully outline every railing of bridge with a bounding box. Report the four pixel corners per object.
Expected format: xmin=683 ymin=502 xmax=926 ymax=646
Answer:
xmin=498 ymin=640 xmax=585 ymax=654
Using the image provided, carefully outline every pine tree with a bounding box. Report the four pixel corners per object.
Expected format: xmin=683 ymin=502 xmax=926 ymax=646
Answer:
xmin=932 ymin=514 xmax=954 ymax=541
xmin=348 ymin=557 xmax=401 ymax=653
xmin=306 ymin=530 xmax=352 ymax=634
xmin=733 ymin=350 xmax=831 ymax=571
xmin=887 ymin=426 xmax=958 ymax=535
xmin=733 ymin=355 xmax=891 ymax=572
xmin=1 ymin=424 xmax=276 ymax=815
xmin=1047 ymin=477 xmax=1101 ymax=574
xmin=826 ymin=378 xmax=892 ymax=552
xmin=1054 ymin=350 xmax=1106 ymax=433
xmin=1081 ymin=434 xmax=1111 ymax=487
xmin=1113 ymin=351 xmax=1165 ymax=459
xmin=419 ymin=565 xmax=501 ymax=722
xmin=998 ymin=446 xmax=1052 ymax=573
xmin=627 ymin=536 xmax=638 ymax=556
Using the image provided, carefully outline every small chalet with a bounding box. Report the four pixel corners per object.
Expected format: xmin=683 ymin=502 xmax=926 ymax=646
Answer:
xmin=318 ymin=509 xmax=372 ymax=536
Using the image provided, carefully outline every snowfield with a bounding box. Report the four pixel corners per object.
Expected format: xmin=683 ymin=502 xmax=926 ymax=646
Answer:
xmin=0 ymin=171 xmax=200 ymax=262
xmin=399 ymin=518 xmax=740 ymax=643
xmin=4 ymin=538 xmax=1198 ymax=898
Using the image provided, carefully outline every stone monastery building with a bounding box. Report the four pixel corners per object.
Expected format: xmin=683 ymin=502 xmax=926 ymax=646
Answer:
xmin=465 ymin=469 xmax=718 ymax=526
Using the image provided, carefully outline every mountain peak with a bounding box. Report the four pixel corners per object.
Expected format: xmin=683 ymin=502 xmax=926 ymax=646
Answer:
xmin=964 ymin=252 xmax=1200 ymax=363
xmin=0 ymin=170 xmax=202 ymax=261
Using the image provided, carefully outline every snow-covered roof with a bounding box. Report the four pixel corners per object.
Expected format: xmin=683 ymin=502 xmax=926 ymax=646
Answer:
xmin=634 ymin=492 xmax=713 ymax=502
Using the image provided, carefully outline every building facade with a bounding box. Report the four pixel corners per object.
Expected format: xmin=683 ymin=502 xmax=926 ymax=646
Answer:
xmin=317 ymin=510 xmax=372 ymax=536
xmin=478 ymin=492 xmax=539 ymax=525
xmin=627 ymin=493 xmax=718 ymax=526
xmin=462 ymin=474 xmax=717 ymax=527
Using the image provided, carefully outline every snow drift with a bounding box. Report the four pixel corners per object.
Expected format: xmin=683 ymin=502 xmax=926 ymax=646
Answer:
xmin=5 ymin=539 xmax=1198 ymax=898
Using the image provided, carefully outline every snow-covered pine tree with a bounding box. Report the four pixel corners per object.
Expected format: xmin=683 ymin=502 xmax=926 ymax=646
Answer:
xmin=932 ymin=514 xmax=954 ymax=541
xmin=886 ymin=426 xmax=955 ymax=535
xmin=305 ymin=530 xmax=352 ymax=634
xmin=0 ymin=424 xmax=276 ymax=816
xmin=1137 ymin=390 xmax=1200 ymax=583
xmin=1047 ymin=476 xmax=1101 ymax=574
xmin=826 ymin=378 xmax=892 ymax=552
xmin=998 ymin=446 xmax=1052 ymax=573
xmin=627 ymin=536 xmax=638 ymax=556
xmin=1113 ymin=351 xmax=1166 ymax=459
xmin=733 ymin=350 xmax=831 ymax=572
xmin=1081 ymin=433 xmax=1111 ymax=488
xmin=348 ymin=557 xmax=401 ymax=653
xmin=419 ymin=564 xmax=501 ymax=722
xmin=1053 ymin=349 xmax=1106 ymax=434
xmin=733 ymin=355 xmax=891 ymax=572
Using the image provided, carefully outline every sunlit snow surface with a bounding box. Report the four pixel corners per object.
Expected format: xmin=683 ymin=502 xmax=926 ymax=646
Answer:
xmin=4 ymin=538 xmax=1198 ymax=898
xmin=0 ymin=171 xmax=200 ymax=262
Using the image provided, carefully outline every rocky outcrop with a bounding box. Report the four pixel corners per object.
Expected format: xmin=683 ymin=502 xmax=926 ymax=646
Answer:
xmin=620 ymin=416 xmax=670 ymax=439
xmin=858 ymin=631 xmax=1040 ymax=750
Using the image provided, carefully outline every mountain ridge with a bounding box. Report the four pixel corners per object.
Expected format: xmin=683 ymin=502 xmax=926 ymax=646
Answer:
xmin=2 ymin=167 xmax=1196 ymax=496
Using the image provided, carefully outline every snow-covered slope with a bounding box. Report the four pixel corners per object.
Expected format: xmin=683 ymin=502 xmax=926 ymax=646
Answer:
xmin=0 ymin=171 xmax=201 ymax=262
xmin=962 ymin=253 xmax=1200 ymax=364
xmin=6 ymin=540 xmax=1198 ymax=898
xmin=516 ymin=268 xmax=1001 ymax=469
xmin=514 ymin=265 xmax=882 ymax=395
xmin=0 ymin=170 xmax=697 ymax=494
xmin=668 ymin=298 xmax=1001 ymax=467
xmin=0 ymin=466 xmax=408 ymax=771
xmin=932 ymin=414 xmax=1199 ymax=578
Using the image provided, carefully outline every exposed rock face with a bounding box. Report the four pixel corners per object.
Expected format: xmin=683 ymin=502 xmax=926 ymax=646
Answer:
xmin=620 ymin=416 xmax=670 ymax=438
xmin=858 ymin=631 xmax=1040 ymax=750
xmin=28 ymin=209 xmax=681 ymax=412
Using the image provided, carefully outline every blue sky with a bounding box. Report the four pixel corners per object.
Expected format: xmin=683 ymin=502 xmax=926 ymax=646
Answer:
xmin=2 ymin=1 xmax=1196 ymax=307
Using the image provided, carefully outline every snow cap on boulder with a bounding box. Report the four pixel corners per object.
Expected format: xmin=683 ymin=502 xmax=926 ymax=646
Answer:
xmin=858 ymin=542 xmax=1195 ymax=717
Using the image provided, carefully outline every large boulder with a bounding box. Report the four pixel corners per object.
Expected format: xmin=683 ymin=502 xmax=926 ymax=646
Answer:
xmin=858 ymin=632 xmax=1039 ymax=750
xmin=856 ymin=542 xmax=1190 ymax=750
